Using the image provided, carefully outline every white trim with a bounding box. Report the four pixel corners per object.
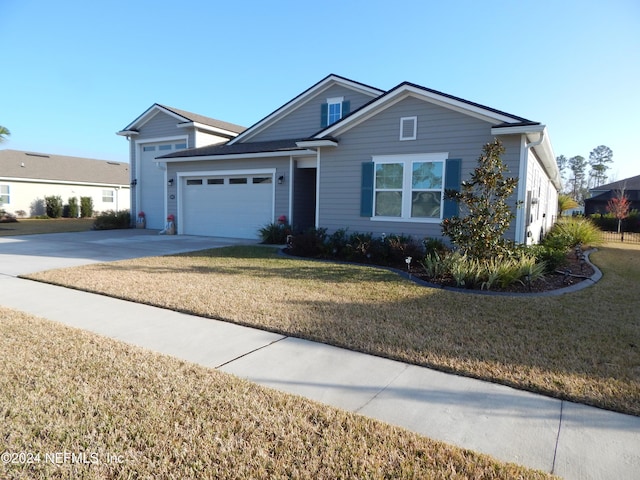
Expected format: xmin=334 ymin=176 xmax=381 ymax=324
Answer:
xmin=176 ymin=121 xmax=240 ymax=138
xmin=371 ymin=152 xmax=447 ymax=221
xmin=399 ymin=116 xmax=417 ymax=141
xmin=296 ymin=139 xmax=338 ymax=148
xmin=229 ymin=75 xmax=383 ymax=145
xmin=296 ymin=158 xmax=317 ymax=168
xmin=160 ymin=149 xmax=317 ymax=163
xmin=319 ymin=85 xmax=520 ymax=139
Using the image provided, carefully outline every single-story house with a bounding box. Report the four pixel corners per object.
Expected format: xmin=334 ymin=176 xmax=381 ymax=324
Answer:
xmin=584 ymin=174 xmax=640 ymax=216
xmin=0 ymin=149 xmax=130 ymax=217
xmin=118 ymin=74 xmax=561 ymax=244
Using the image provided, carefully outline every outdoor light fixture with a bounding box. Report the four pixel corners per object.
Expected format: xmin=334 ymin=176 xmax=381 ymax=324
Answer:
xmin=130 ymin=179 xmax=137 ymax=187
xmin=278 ymin=175 xmax=285 ymax=185
xmin=168 ymin=178 xmax=174 ymax=187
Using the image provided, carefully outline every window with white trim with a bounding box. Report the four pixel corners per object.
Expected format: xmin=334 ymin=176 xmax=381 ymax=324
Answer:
xmin=327 ymin=96 xmax=343 ymax=125
xmin=400 ymin=116 xmax=417 ymax=140
xmin=102 ymin=189 xmax=114 ymax=203
xmin=0 ymin=185 xmax=10 ymax=204
xmin=373 ymin=154 xmax=445 ymax=220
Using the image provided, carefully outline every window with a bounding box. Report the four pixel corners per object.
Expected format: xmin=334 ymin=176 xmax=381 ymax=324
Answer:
xmin=229 ymin=178 xmax=247 ymax=184
xmin=373 ymin=154 xmax=445 ymax=221
xmin=400 ymin=116 xmax=417 ymax=141
xmin=143 ymin=145 xmax=156 ymax=152
xmin=102 ymin=189 xmax=114 ymax=203
xmin=0 ymin=185 xmax=10 ymax=204
xmin=321 ymin=97 xmax=350 ymax=127
xmin=186 ymin=179 xmax=203 ymax=185
xmin=158 ymin=144 xmax=172 ymax=151
xmin=175 ymin=143 xmax=187 ymax=150
xmin=252 ymin=177 xmax=272 ymax=184
xmin=207 ymin=178 xmax=224 ymax=185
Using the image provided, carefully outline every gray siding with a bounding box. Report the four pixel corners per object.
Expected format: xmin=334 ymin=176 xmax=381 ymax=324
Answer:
xmin=249 ymin=85 xmax=377 ymax=142
xmin=318 ymin=96 xmax=523 ymax=241
xmin=166 ymin=157 xmax=291 ymax=226
xmin=135 ymin=112 xmax=195 ymax=145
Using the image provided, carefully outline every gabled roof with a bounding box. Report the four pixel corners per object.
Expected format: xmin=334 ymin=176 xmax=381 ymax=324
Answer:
xmin=590 ymin=174 xmax=640 ymax=193
xmin=0 ymin=149 xmax=129 ymax=185
xmin=229 ymin=74 xmax=383 ymax=145
xmin=117 ymin=103 xmax=245 ymax=137
xmin=314 ymin=81 xmax=538 ymax=139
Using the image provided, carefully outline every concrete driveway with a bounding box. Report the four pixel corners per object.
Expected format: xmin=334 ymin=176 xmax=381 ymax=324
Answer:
xmin=0 ymin=229 xmax=255 ymax=276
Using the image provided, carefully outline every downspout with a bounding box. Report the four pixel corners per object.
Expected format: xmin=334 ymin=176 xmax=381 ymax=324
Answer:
xmin=516 ymin=131 xmax=545 ymax=244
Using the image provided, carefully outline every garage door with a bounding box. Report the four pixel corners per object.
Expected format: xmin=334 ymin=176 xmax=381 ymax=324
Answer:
xmin=138 ymin=141 xmax=186 ymax=229
xmin=181 ymin=174 xmax=274 ymax=238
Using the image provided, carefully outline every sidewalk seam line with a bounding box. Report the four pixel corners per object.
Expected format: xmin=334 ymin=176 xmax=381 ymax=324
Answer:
xmin=215 ymin=336 xmax=288 ymax=369
xmin=354 ymin=364 xmax=410 ymax=414
xmin=551 ymin=399 xmax=564 ymax=475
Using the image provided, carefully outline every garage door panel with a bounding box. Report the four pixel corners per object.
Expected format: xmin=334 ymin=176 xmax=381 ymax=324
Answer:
xmin=181 ymin=175 xmax=273 ymax=239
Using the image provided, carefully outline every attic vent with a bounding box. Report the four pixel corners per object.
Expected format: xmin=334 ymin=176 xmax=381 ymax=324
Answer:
xmin=25 ymin=152 xmax=50 ymax=158
xmin=400 ymin=116 xmax=417 ymax=141
xmin=107 ymin=161 xmax=121 ymax=165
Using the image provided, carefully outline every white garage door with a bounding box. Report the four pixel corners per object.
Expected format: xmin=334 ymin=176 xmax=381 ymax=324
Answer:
xmin=138 ymin=141 xmax=186 ymax=229
xmin=181 ymin=174 xmax=274 ymax=238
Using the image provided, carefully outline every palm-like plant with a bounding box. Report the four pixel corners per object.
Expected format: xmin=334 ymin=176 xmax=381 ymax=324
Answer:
xmin=0 ymin=125 xmax=10 ymax=143
xmin=558 ymin=194 xmax=579 ymax=216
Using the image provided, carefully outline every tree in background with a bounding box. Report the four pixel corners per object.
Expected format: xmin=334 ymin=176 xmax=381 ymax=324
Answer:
xmin=606 ymin=189 xmax=631 ymax=240
xmin=556 ymin=155 xmax=568 ymax=188
xmin=0 ymin=125 xmax=10 ymax=143
xmin=568 ymin=155 xmax=588 ymax=203
xmin=589 ymin=145 xmax=614 ymax=188
xmin=442 ymin=139 xmax=519 ymax=259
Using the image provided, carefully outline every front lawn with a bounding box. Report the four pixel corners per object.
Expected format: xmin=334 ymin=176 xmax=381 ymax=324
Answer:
xmin=25 ymin=243 xmax=640 ymax=416
xmin=0 ymin=308 xmax=552 ymax=479
xmin=0 ymin=218 xmax=94 ymax=236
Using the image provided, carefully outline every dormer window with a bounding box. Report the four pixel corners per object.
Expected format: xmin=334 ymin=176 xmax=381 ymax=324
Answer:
xmin=321 ymin=97 xmax=351 ymax=127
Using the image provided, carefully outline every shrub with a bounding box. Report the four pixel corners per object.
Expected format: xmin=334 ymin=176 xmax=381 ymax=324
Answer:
xmin=15 ymin=210 xmax=26 ymax=218
xmin=67 ymin=197 xmax=79 ymax=218
xmin=44 ymin=195 xmax=63 ymax=218
xmin=528 ymin=245 xmax=567 ymax=273
xmin=258 ymin=222 xmax=291 ymax=244
xmin=93 ymin=210 xmax=131 ymax=230
xmin=547 ymin=217 xmax=602 ymax=247
xmin=0 ymin=209 xmax=18 ymax=223
xmin=80 ymin=197 xmax=93 ymax=218
xmin=288 ymin=227 xmax=327 ymax=258
xmin=423 ymin=237 xmax=449 ymax=256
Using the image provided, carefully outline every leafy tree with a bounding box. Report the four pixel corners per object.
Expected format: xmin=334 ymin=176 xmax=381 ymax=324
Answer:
xmin=45 ymin=195 xmax=63 ymax=218
xmin=558 ymin=194 xmax=579 ymax=216
xmin=0 ymin=125 xmax=9 ymax=143
xmin=589 ymin=145 xmax=613 ymax=187
xmin=568 ymin=155 xmax=588 ymax=202
xmin=80 ymin=196 xmax=94 ymax=218
xmin=606 ymin=189 xmax=631 ymax=240
xmin=441 ymin=139 xmax=519 ymax=260
xmin=556 ymin=155 xmax=568 ymax=190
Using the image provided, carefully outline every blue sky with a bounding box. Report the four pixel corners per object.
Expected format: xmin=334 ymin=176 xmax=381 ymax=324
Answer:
xmin=1 ymin=0 xmax=638 ymax=183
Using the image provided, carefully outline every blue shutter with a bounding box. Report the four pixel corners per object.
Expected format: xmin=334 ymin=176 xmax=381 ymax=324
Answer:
xmin=361 ymin=162 xmax=374 ymax=217
xmin=443 ymin=158 xmax=461 ymax=218
xmin=341 ymin=100 xmax=350 ymax=117
xmin=320 ymin=103 xmax=328 ymax=128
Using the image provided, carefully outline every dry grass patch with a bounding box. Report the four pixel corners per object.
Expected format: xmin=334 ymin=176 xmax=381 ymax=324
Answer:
xmin=0 ymin=308 xmax=552 ymax=479
xmin=25 ymin=244 xmax=640 ymax=416
xmin=0 ymin=218 xmax=94 ymax=236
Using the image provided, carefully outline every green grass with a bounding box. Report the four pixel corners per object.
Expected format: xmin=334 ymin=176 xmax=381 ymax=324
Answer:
xmin=25 ymin=244 xmax=640 ymax=416
xmin=0 ymin=308 xmax=553 ymax=479
xmin=0 ymin=218 xmax=94 ymax=236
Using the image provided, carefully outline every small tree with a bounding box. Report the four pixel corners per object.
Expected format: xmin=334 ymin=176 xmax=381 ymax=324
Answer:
xmin=44 ymin=195 xmax=63 ymax=218
xmin=68 ymin=197 xmax=79 ymax=218
xmin=442 ymin=139 xmax=519 ymax=259
xmin=80 ymin=196 xmax=94 ymax=218
xmin=558 ymin=194 xmax=579 ymax=216
xmin=606 ymin=190 xmax=631 ymax=241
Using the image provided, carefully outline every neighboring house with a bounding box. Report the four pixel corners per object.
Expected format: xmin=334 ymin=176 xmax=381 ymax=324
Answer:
xmin=584 ymin=174 xmax=640 ymax=216
xmin=117 ymin=104 xmax=246 ymax=229
xmin=0 ymin=149 xmax=130 ymax=217
xmin=120 ymin=75 xmax=561 ymax=243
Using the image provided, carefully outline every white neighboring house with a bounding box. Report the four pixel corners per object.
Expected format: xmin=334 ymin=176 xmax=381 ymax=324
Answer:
xmin=0 ymin=149 xmax=130 ymax=217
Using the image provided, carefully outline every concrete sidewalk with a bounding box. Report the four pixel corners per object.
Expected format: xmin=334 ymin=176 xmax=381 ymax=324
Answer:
xmin=1 ymin=276 xmax=638 ymax=479
xmin=1 ymin=230 xmax=638 ymax=479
